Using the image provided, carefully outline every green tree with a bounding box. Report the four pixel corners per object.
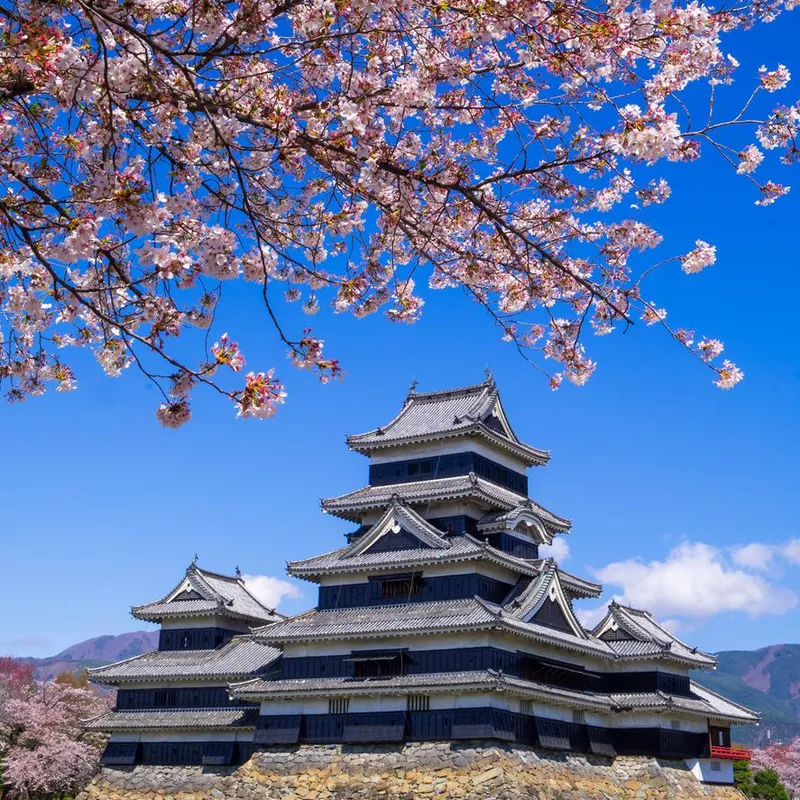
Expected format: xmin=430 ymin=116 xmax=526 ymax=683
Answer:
xmin=752 ymin=768 xmax=791 ymax=800
xmin=735 ymin=760 xmax=756 ymax=797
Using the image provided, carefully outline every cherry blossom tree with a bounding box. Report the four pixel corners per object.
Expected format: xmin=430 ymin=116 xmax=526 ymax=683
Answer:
xmin=753 ymin=740 xmax=800 ymax=798
xmin=1 ymin=0 xmax=798 ymax=425
xmin=0 ymin=662 xmax=106 ymax=799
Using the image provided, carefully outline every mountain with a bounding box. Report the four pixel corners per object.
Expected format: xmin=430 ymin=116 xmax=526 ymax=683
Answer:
xmin=693 ymin=644 xmax=800 ymax=746
xmin=19 ymin=631 xmax=158 ymax=682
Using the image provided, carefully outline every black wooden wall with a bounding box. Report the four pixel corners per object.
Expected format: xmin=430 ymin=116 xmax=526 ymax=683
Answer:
xmin=317 ymin=573 xmax=513 ymax=609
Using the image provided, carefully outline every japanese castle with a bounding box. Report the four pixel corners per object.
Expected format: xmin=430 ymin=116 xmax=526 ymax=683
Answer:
xmin=87 ymin=376 xmax=757 ymax=783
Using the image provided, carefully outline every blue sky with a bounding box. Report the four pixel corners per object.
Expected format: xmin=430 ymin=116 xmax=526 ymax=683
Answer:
xmin=1 ymin=18 xmax=799 ymax=659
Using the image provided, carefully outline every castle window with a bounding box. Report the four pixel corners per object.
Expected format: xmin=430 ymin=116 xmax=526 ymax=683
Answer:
xmin=329 ymin=698 xmax=350 ymax=714
xmin=348 ymin=652 xmax=404 ymax=679
xmin=520 ymin=700 xmax=533 ymax=715
xmin=710 ymin=761 xmax=722 ymax=772
xmin=381 ymin=575 xmax=420 ymax=599
xmin=407 ymin=695 xmax=430 ymax=712
xmin=572 ymin=710 xmax=585 ymax=725
xmin=671 ymin=720 xmax=681 ymax=731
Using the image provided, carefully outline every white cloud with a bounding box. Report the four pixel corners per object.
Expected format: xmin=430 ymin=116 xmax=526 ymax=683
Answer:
xmin=539 ymin=538 xmax=570 ymax=563
xmin=594 ymin=542 xmax=797 ymax=621
xmin=575 ymin=603 xmax=608 ymax=630
xmin=784 ymin=539 xmax=800 ymax=564
xmin=731 ymin=542 xmax=776 ymax=571
xmin=243 ymin=574 xmax=304 ymax=610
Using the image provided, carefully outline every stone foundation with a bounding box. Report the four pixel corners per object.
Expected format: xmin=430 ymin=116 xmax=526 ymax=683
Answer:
xmin=78 ymin=743 xmax=745 ymax=800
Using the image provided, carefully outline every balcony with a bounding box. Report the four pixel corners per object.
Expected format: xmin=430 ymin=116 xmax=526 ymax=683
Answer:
xmin=710 ymin=745 xmax=752 ymax=761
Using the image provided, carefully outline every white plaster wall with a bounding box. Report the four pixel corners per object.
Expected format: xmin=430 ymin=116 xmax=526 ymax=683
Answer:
xmin=160 ymin=616 xmax=251 ymax=632
xmin=685 ymin=759 xmax=734 ymax=784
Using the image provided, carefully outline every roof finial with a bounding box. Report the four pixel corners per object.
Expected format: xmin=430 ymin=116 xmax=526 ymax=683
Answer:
xmin=191 ymin=553 xmax=199 ymax=568
xmin=408 ymin=377 xmax=418 ymax=394
xmin=235 ymin=565 xmax=242 ymax=579
xmin=484 ymin=366 xmax=494 ymax=384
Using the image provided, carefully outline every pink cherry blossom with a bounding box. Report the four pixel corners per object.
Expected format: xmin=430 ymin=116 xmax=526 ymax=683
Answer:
xmin=714 ymin=360 xmax=745 ymax=389
xmin=0 ymin=666 xmax=106 ymax=798
xmin=1 ymin=0 xmax=797 ymax=414
xmin=681 ymin=241 xmax=718 ymax=274
xmin=211 ymin=333 xmax=246 ymax=372
xmin=737 ymin=145 xmax=765 ymax=174
xmin=752 ymin=738 xmax=800 ymax=796
xmin=759 ymin=64 xmax=792 ymax=92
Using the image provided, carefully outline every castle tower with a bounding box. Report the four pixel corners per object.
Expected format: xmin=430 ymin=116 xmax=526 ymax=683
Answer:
xmin=229 ymin=378 xmax=756 ymax=783
xmin=86 ymin=564 xmax=283 ymax=766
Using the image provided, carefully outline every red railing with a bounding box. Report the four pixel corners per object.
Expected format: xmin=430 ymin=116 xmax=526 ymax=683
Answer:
xmin=710 ymin=745 xmax=752 ymax=761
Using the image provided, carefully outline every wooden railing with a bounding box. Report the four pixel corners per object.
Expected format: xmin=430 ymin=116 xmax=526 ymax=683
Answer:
xmin=710 ymin=745 xmax=752 ymax=760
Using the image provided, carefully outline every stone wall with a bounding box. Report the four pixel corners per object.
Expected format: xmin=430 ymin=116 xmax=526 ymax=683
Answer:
xmin=79 ymin=742 xmax=746 ymax=800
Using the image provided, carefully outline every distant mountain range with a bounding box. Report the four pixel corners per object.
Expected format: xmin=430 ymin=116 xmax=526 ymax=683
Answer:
xmin=18 ymin=631 xmax=158 ymax=682
xmin=14 ymin=632 xmax=800 ymax=746
xmin=693 ymin=644 xmax=800 ymax=746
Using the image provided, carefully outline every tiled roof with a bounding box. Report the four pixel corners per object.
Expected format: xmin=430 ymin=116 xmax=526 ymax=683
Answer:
xmin=612 ymin=682 xmax=759 ymax=724
xmin=132 ymin=564 xmax=283 ymax=625
xmin=476 ymin=503 xmax=573 ymax=539
xmin=346 ymin=378 xmax=549 ymax=466
xmin=232 ymin=670 xmax=612 ymax=711
xmin=84 ymin=708 xmax=259 ymax=731
xmin=688 ymin=682 xmax=760 ymax=724
xmin=87 ymin=637 xmax=281 ymax=685
xmin=321 ymin=475 xmax=569 ymax=529
xmin=252 ymin=597 xmax=616 ymax=659
xmin=345 ymin=501 xmax=451 ymax=558
xmin=254 ymin=598 xmax=497 ymax=642
xmin=592 ymin=603 xmax=716 ymax=668
xmin=289 ymin=533 xmax=589 ymax=594
xmin=230 ymin=672 xmax=757 ymax=725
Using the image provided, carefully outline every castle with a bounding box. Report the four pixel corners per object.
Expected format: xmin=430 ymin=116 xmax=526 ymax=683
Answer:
xmin=86 ymin=376 xmax=757 ymax=785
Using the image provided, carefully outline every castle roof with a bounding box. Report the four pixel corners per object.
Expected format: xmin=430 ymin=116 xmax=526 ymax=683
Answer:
xmin=131 ymin=563 xmax=283 ymax=625
xmin=87 ymin=637 xmax=281 ymax=685
xmin=229 ymin=672 xmax=757 ymax=726
xmin=322 ymin=474 xmax=570 ymax=530
xmin=252 ymin=596 xmax=616 ymax=658
xmin=84 ymin=707 xmax=259 ymax=732
xmin=231 ymin=670 xmax=612 ymax=711
xmin=288 ymin=535 xmax=600 ymax=598
xmin=347 ymin=377 xmax=549 ymax=466
xmin=592 ymin=602 xmax=716 ymax=668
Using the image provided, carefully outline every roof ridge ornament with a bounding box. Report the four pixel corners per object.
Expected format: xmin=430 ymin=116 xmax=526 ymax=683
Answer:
xmin=484 ymin=367 xmax=495 ymax=385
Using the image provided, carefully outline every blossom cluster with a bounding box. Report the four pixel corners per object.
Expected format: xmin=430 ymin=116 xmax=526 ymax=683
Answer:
xmin=0 ymin=661 xmax=106 ymax=798
xmin=0 ymin=0 xmax=797 ymax=422
xmin=752 ymin=738 xmax=800 ymax=797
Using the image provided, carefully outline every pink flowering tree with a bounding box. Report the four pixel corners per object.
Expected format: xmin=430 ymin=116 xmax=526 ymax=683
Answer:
xmin=753 ymin=740 xmax=800 ymax=798
xmin=0 ymin=0 xmax=798 ymax=425
xmin=0 ymin=663 xmax=106 ymax=799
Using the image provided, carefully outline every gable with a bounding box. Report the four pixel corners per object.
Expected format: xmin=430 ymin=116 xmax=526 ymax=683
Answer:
xmin=532 ymin=598 xmax=575 ymax=634
xmin=362 ymin=526 xmax=432 ymax=554
xmin=172 ymin=589 xmax=204 ymax=601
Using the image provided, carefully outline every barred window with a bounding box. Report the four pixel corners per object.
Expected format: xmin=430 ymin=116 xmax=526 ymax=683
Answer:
xmin=520 ymin=700 xmax=533 ymax=715
xmin=671 ymin=720 xmax=681 ymax=731
xmin=329 ymin=698 xmax=350 ymax=714
xmin=407 ymin=695 xmax=430 ymax=712
xmin=572 ymin=710 xmax=586 ymax=724
xmin=710 ymin=761 xmax=722 ymax=773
